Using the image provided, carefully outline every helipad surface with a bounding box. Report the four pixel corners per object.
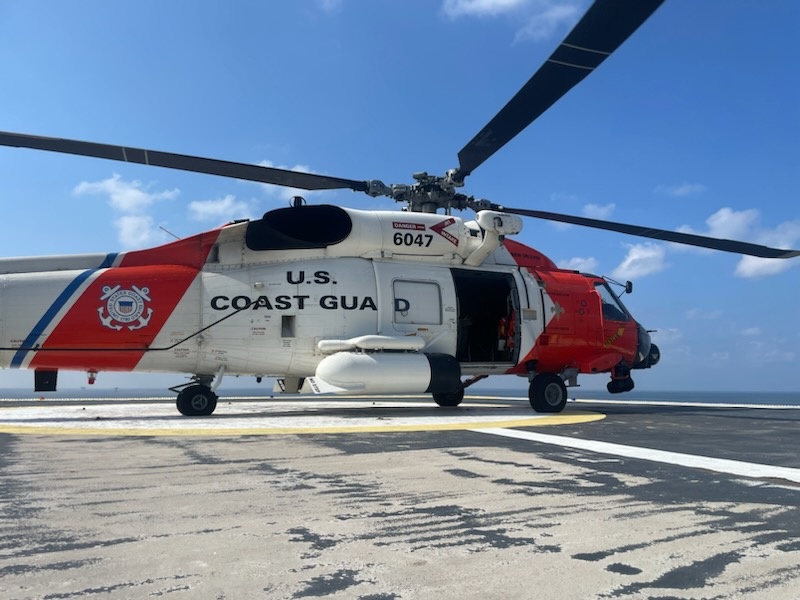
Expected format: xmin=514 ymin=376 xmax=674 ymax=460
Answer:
xmin=0 ymin=395 xmax=603 ymax=435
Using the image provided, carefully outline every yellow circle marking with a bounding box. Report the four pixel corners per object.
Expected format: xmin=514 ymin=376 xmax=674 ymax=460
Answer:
xmin=0 ymin=398 xmax=604 ymax=437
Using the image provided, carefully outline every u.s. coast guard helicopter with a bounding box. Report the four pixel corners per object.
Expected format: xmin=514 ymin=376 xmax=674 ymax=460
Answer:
xmin=0 ymin=0 xmax=797 ymax=416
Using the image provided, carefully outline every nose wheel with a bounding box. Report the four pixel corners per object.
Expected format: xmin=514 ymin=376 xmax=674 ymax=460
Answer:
xmin=608 ymin=365 xmax=635 ymax=394
xmin=528 ymin=373 xmax=567 ymax=413
xmin=607 ymin=378 xmax=635 ymax=394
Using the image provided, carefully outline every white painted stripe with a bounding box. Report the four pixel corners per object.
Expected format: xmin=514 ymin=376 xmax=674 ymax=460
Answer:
xmin=572 ymin=398 xmax=800 ymax=410
xmin=473 ymin=427 xmax=800 ymax=484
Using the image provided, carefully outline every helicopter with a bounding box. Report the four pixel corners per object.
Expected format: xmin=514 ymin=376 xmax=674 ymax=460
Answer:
xmin=0 ymin=0 xmax=798 ymax=417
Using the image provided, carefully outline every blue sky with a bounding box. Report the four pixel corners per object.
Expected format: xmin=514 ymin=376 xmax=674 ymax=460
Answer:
xmin=0 ymin=0 xmax=798 ymax=394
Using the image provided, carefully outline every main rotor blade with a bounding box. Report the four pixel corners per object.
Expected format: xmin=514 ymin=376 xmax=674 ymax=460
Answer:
xmin=0 ymin=131 xmax=371 ymax=193
xmin=455 ymin=0 xmax=665 ymax=181
xmin=501 ymin=207 xmax=800 ymax=260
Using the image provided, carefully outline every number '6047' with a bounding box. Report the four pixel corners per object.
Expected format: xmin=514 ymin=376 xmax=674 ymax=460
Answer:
xmin=393 ymin=232 xmax=433 ymax=247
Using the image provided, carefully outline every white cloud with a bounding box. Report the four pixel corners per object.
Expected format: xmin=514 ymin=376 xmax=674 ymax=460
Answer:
xmin=611 ymin=242 xmax=667 ymax=280
xmin=558 ymin=256 xmax=598 ymax=272
xmin=650 ymin=328 xmax=682 ymax=345
xmin=704 ymin=207 xmax=758 ymax=239
xmin=582 ymin=203 xmax=614 ymax=220
xmin=73 ymin=174 xmax=177 ymax=248
xmin=675 ymin=207 xmax=800 ymax=278
xmin=735 ymin=256 xmax=793 ymax=278
xmin=73 ymin=174 xmax=178 ymax=213
xmin=649 ymin=327 xmax=690 ymax=358
xmin=735 ymin=219 xmax=800 ymax=278
xmin=547 ymin=201 xmax=613 ymax=231
xmin=655 ymin=182 xmax=708 ymax=197
xmin=673 ymin=207 xmax=758 ymax=254
xmin=189 ymin=194 xmax=252 ymax=222
xmin=442 ymin=0 xmax=528 ymax=18
xmin=740 ymin=327 xmax=761 ymax=337
xmin=115 ymin=215 xmax=157 ymax=248
xmin=441 ymin=0 xmax=584 ymax=42
xmin=514 ymin=2 xmax=582 ymax=42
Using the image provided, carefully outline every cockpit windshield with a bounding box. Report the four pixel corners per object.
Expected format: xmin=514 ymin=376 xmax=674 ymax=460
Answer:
xmin=594 ymin=282 xmax=629 ymax=322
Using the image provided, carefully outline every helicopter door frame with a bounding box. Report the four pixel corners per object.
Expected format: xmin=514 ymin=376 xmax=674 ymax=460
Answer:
xmin=516 ymin=268 xmax=546 ymax=364
xmin=450 ymin=267 xmax=520 ymax=369
xmin=372 ymin=262 xmax=458 ymax=356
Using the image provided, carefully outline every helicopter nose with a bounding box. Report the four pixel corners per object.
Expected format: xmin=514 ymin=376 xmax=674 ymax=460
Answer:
xmin=648 ymin=343 xmax=661 ymax=367
xmin=636 ymin=325 xmax=650 ymax=363
xmin=633 ymin=325 xmax=659 ymax=369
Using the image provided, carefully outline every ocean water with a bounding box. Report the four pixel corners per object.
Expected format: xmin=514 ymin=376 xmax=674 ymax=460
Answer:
xmin=1 ymin=386 xmax=798 ymax=406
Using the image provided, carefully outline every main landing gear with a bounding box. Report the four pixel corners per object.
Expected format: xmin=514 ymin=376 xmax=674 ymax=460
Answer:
xmin=171 ymin=369 xmax=224 ymax=416
xmin=433 ymin=374 xmax=488 ymax=408
xmin=528 ymin=373 xmax=568 ymax=413
xmin=176 ymin=384 xmax=218 ymax=416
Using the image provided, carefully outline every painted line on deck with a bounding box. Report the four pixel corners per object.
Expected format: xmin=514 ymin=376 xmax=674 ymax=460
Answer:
xmin=573 ymin=398 xmax=800 ymax=410
xmin=474 ymin=428 xmax=800 ymax=484
xmin=0 ymin=400 xmax=604 ymax=436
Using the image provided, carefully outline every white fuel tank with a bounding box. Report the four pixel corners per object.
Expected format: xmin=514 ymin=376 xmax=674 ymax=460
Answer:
xmin=303 ymin=352 xmax=460 ymax=395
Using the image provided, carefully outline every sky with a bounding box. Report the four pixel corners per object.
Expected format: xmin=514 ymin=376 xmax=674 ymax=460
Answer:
xmin=0 ymin=0 xmax=798 ymax=394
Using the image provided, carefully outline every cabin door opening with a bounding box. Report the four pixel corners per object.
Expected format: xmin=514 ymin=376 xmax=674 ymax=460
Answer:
xmin=451 ymin=269 xmax=519 ymax=364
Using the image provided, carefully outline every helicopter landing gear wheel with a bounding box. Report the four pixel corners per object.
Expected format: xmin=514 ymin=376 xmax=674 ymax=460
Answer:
xmin=607 ymin=377 xmax=634 ymax=394
xmin=176 ymin=384 xmax=218 ymax=416
xmin=433 ymin=388 xmax=464 ymax=408
xmin=529 ymin=373 xmax=567 ymax=413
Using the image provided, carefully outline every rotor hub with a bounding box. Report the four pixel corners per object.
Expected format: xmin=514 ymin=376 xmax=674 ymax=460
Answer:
xmin=380 ymin=170 xmax=473 ymax=213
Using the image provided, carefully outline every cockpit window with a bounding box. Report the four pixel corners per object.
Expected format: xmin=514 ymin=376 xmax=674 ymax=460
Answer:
xmin=594 ymin=282 xmax=629 ymax=322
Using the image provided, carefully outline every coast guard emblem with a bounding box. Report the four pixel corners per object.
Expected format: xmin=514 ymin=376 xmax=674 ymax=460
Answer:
xmin=98 ymin=285 xmax=154 ymax=331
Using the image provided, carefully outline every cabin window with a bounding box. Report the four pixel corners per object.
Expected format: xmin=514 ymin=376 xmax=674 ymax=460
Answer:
xmin=393 ymin=280 xmax=442 ymax=325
